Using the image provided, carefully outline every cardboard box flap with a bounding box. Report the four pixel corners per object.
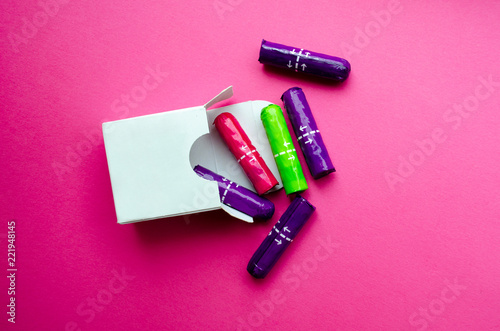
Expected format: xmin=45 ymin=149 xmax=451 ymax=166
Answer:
xmin=204 ymin=86 xmax=234 ymax=109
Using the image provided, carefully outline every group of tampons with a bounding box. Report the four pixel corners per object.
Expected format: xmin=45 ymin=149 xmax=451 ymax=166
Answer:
xmin=195 ymin=40 xmax=350 ymax=278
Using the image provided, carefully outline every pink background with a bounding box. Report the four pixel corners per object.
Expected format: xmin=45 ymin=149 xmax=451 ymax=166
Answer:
xmin=1 ymin=0 xmax=499 ymax=330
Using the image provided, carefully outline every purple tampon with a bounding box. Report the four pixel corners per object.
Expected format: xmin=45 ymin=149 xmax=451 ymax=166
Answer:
xmin=258 ymin=40 xmax=351 ymax=82
xmin=247 ymin=195 xmax=315 ymax=278
xmin=281 ymin=87 xmax=335 ymax=179
xmin=193 ymin=165 xmax=275 ymax=220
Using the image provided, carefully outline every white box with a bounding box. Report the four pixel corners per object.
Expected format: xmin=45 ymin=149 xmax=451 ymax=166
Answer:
xmin=102 ymin=86 xmax=282 ymax=224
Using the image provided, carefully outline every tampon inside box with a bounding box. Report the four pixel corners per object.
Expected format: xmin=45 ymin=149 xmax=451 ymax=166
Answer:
xmin=102 ymin=86 xmax=282 ymax=224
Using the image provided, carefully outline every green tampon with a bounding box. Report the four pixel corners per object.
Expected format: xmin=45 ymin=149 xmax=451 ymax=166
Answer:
xmin=261 ymin=104 xmax=308 ymax=195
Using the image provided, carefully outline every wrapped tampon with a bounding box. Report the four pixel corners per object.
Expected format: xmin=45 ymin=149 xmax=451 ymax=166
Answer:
xmin=194 ymin=165 xmax=275 ymax=220
xmin=281 ymin=87 xmax=335 ymax=179
xmin=247 ymin=195 xmax=315 ymax=278
xmin=260 ymin=104 xmax=308 ymax=195
xmin=258 ymin=40 xmax=351 ymax=82
xmin=214 ymin=112 xmax=279 ymax=195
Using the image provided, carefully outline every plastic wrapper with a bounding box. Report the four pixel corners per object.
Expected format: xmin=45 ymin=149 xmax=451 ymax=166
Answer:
xmin=258 ymin=39 xmax=351 ymax=82
xmin=193 ymin=165 xmax=275 ymax=220
xmin=247 ymin=195 xmax=316 ymax=278
xmin=260 ymin=104 xmax=308 ymax=195
xmin=214 ymin=112 xmax=279 ymax=195
xmin=281 ymin=87 xmax=335 ymax=179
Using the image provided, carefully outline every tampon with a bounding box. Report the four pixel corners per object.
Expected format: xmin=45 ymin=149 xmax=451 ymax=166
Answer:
xmin=281 ymin=87 xmax=335 ymax=179
xmin=258 ymin=39 xmax=351 ymax=82
xmin=260 ymin=104 xmax=308 ymax=195
xmin=194 ymin=165 xmax=275 ymax=220
xmin=247 ymin=195 xmax=315 ymax=278
xmin=214 ymin=112 xmax=279 ymax=195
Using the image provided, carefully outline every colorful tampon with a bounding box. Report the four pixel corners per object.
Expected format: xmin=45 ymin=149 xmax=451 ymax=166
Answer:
xmin=214 ymin=112 xmax=278 ymax=195
xmin=247 ymin=195 xmax=315 ymax=278
xmin=281 ymin=87 xmax=335 ymax=179
xmin=193 ymin=165 xmax=275 ymax=220
xmin=258 ymin=40 xmax=351 ymax=82
xmin=260 ymin=104 xmax=308 ymax=195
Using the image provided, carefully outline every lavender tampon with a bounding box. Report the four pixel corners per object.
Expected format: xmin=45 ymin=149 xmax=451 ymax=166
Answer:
xmin=281 ymin=87 xmax=335 ymax=179
xmin=247 ymin=195 xmax=315 ymax=278
xmin=194 ymin=165 xmax=275 ymax=220
xmin=258 ymin=40 xmax=351 ymax=82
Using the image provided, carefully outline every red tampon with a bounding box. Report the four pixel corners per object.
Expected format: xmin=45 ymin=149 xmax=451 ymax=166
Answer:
xmin=214 ymin=112 xmax=278 ymax=195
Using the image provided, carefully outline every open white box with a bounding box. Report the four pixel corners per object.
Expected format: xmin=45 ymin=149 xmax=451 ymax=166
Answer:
xmin=102 ymin=86 xmax=283 ymax=224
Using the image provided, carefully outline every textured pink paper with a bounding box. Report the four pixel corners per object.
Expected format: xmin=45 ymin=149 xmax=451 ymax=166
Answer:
xmin=1 ymin=0 xmax=499 ymax=330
